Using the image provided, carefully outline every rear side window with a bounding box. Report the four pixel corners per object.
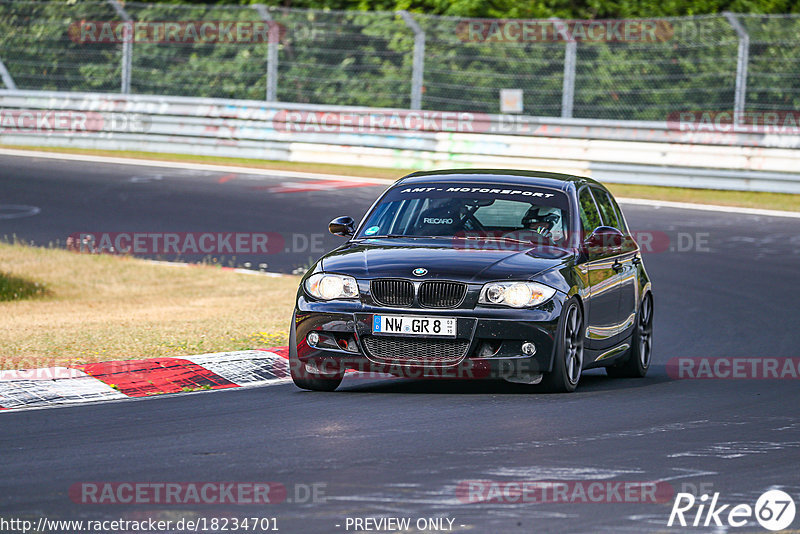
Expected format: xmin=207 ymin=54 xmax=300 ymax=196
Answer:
xmin=592 ymin=188 xmax=622 ymax=230
xmin=607 ymin=193 xmax=629 ymax=233
xmin=578 ymin=188 xmax=602 ymax=234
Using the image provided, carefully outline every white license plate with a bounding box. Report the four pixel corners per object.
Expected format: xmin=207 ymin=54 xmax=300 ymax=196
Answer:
xmin=372 ymin=315 xmax=456 ymax=337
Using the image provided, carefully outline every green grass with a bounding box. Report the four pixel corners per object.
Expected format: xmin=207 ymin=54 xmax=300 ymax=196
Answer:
xmin=0 ymin=272 xmax=48 ymax=301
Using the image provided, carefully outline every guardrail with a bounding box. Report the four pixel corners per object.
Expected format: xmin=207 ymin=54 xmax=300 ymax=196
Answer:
xmin=2 ymin=89 xmax=800 ymax=193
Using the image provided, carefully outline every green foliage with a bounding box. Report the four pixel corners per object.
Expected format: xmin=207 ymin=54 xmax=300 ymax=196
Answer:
xmin=0 ymin=272 xmax=48 ymax=301
xmin=0 ymin=1 xmax=798 ymax=118
xmin=164 ymin=0 xmax=800 ymax=17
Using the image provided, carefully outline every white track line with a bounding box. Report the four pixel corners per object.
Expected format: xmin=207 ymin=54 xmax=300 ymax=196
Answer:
xmin=616 ymin=197 xmax=800 ymax=219
xmin=2 ymin=147 xmax=798 ymax=219
xmin=0 ymin=148 xmax=394 ymax=184
xmin=143 ymin=259 xmax=285 ymax=277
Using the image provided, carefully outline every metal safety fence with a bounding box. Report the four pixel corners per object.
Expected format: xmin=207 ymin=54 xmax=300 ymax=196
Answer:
xmin=0 ymin=2 xmax=798 ymax=121
xmin=2 ymin=89 xmax=800 ymax=193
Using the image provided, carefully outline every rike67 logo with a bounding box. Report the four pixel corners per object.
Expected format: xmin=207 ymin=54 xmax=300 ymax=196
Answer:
xmin=668 ymin=490 xmax=796 ymax=531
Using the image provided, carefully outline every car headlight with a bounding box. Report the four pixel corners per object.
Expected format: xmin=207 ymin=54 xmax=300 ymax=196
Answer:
xmin=479 ymin=281 xmax=556 ymax=308
xmin=305 ymin=273 xmax=359 ymax=300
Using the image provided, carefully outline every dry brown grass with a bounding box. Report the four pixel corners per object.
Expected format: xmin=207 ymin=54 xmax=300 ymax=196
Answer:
xmin=0 ymin=242 xmax=300 ymax=369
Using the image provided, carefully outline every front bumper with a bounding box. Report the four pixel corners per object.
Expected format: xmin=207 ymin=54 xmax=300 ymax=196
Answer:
xmin=294 ymin=295 xmax=564 ymax=380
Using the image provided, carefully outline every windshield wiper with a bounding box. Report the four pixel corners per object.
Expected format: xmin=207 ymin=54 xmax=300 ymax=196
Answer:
xmin=362 ymin=234 xmax=414 ymax=239
xmin=363 ymin=234 xmax=449 ymax=239
xmin=454 ymin=235 xmax=533 ymax=245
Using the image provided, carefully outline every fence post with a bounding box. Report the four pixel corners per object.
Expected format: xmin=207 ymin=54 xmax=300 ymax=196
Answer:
xmin=723 ymin=12 xmax=749 ymax=123
xmin=107 ymin=0 xmax=132 ymax=94
xmin=552 ymin=18 xmax=576 ymax=119
xmin=398 ymin=11 xmax=425 ymax=110
xmin=254 ymin=4 xmax=278 ymax=102
xmin=0 ymin=55 xmax=17 ymax=90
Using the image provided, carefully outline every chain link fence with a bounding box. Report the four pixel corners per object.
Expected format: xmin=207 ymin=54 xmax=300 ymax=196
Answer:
xmin=0 ymin=1 xmax=798 ymax=121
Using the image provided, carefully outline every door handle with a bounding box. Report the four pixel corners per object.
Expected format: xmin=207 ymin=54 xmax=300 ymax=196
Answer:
xmin=612 ymin=260 xmax=623 ymax=272
xmin=632 ymin=254 xmax=641 ymax=265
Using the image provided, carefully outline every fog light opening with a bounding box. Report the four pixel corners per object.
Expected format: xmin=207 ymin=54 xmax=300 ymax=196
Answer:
xmin=521 ymin=342 xmax=536 ymax=356
xmin=475 ymin=340 xmax=502 ymax=358
xmin=340 ymin=336 xmax=359 ymax=353
xmin=307 ymin=331 xmax=320 ymax=347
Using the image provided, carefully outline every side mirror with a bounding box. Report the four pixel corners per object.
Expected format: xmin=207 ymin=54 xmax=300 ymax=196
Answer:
xmin=329 ymin=216 xmax=355 ymax=237
xmin=584 ymin=226 xmax=624 ymax=254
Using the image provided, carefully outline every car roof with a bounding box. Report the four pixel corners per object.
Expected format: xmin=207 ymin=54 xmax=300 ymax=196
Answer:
xmin=396 ymin=168 xmax=606 ymax=193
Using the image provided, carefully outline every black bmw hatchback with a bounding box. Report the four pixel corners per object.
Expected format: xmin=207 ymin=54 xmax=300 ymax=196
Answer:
xmin=290 ymin=169 xmax=653 ymax=392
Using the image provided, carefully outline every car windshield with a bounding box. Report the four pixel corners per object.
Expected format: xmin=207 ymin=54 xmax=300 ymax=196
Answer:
xmin=357 ymin=183 xmax=571 ymax=246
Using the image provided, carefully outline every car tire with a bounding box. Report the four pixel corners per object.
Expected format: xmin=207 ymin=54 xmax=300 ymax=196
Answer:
xmin=606 ymin=292 xmax=653 ymax=379
xmin=289 ymin=313 xmax=344 ymax=392
xmin=540 ymin=297 xmax=584 ymax=393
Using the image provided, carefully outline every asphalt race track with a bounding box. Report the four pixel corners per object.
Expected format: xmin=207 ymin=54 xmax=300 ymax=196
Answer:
xmin=1 ymin=153 xmax=800 ymax=533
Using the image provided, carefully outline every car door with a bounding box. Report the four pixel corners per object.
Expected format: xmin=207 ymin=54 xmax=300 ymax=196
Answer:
xmin=577 ymin=187 xmax=621 ymax=350
xmin=591 ymin=187 xmax=639 ymax=343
